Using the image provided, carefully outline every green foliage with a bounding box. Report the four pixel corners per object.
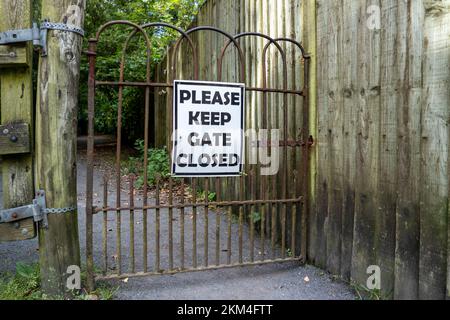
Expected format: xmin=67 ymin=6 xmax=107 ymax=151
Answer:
xmin=127 ymin=139 xmax=171 ymax=188
xmin=79 ymin=0 xmax=206 ymax=139
xmin=197 ymin=190 xmax=216 ymax=202
xmin=350 ymin=281 xmax=383 ymax=300
xmin=0 ymin=263 xmax=42 ymax=300
xmin=0 ymin=262 xmax=117 ymax=300
xmin=250 ymin=211 xmax=262 ymax=223
xmin=89 ymin=283 xmax=119 ymax=301
xmin=286 ymin=248 xmax=293 ymax=257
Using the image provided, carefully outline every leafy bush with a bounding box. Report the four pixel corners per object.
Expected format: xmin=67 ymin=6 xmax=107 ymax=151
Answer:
xmin=250 ymin=211 xmax=262 ymax=223
xmin=127 ymin=139 xmax=171 ymax=188
xmin=0 ymin=262 xmax=117 ymax=300
xmin=78 ymin=0 xmax=206 ymax=140
xmin=0 ymin=263 xmax=41 ymax=300
xmin=197 ymin=190 xmax=216 ymax=202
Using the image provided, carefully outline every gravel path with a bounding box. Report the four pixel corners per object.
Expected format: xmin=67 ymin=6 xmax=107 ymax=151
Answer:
xmin=0 ymin=151 xmax=355 ymax=300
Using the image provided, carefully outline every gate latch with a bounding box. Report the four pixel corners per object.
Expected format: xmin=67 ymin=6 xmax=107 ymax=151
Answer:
xmin=0 ymin=21 xmax=85 ymax=57
xmin=0 ymin=190 xmax=48 ymax=228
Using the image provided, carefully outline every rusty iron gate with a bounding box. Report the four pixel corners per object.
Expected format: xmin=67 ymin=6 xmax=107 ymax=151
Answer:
xmin=85 ymin=21 xmax=310 ymax=287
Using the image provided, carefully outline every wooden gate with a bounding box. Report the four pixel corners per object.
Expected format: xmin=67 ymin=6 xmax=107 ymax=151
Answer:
xmin=85 ymin=21 xmax=310 ymax=285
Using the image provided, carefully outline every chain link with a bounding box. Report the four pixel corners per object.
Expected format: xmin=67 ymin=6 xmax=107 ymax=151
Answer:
xmin=42 ymin=206 xmax=77 ymax=215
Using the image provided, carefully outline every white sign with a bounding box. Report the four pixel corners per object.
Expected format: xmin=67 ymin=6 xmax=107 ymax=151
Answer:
xmin=172 ymin=80 xmax=245 ymax=177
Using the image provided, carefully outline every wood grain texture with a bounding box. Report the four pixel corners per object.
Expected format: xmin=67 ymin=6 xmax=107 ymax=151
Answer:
xmin=394 ymin=0 xmax=422 ymax=300
xmin=325 ymin=0 xmax=343 ymax=276
xmin=302 ymin=0 xmax=316 ymax=262
xmin=351 ymin=0 xmax=381 ymax=286
xmin=376 ymin=0 xmax=398 ymax=299
xmin=313 ymin=0 xmax=329 ymax=269
xmin=0 ymin=44 xmax=29 ymax=68
xmin=0 ymin=0 xmax=35 ymax=241
xmin=419 ymin=0 xmax=450 ymax=300
xmin=35 ymin=0 xmax=85 ymax=295
xmin=339 ymin=0 xmax=358 ymax=281
xmin=0 ymin=122 xmax=30 ymax=155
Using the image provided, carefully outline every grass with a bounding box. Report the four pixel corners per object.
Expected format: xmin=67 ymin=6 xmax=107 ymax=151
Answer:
xmin=350 ymin=281 xmax=383 ymax=300
xmin=0 ymin=262 xmax=118 ymax=300
xmin=312 ymin=271 xmax=387 ymax=300
xmin=0 ymin=263 xmax=43 ymax=300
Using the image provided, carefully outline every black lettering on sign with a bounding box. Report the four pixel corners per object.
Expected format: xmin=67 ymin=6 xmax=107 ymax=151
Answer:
xmin=179 ymin=89 xmax=240 ymax=106
xmin=180 ymin=90 xmax=191 ymax=103
xmin=188 ymin=132 xmax=232 ymax=146
xmin=175 ymin=153 xmax=240 ymax=168
xmin=188 ymin=112 xmax=231 ymax=126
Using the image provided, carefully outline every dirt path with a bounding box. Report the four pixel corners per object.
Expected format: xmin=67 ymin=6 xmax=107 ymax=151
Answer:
xmin=0 ymin=152 xmax=355 ymax=300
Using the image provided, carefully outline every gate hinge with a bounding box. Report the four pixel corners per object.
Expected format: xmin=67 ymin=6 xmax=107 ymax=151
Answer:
xmin=0 ymin=190 xmax=48 ymax=228
xmin=0 ymin=21 xmax=85 ymax=57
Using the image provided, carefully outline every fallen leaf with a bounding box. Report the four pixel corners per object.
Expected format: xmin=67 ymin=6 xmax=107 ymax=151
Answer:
xmin=122 ymin=278 xmax=129 ymax=283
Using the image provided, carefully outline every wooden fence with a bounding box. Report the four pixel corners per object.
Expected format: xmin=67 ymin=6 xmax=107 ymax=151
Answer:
xmin=314 ymin=0 xmax=450 ymax=299
xmin=155 ymin=0 xmax=450 ymax=299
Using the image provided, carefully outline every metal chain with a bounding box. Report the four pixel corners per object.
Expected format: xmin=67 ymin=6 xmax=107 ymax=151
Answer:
xmin=40 ymin=21 xmax=85 ymax=37
xmin=42 ymin=206 xmax=77 ymax=215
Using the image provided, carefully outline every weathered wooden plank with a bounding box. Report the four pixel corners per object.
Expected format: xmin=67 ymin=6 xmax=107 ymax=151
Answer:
xmin=313 ymin=0 xmax=329 ymax=268
xmin=339 ymin=0 xmax=358 ymax=281
xmin=419 ymin=0 xmax=450 ymax=300
xmin=260 ymin=0 xmax=271 ymax=235
xmin=351 ymin=0 xmax=381 ymax=286
xmin=0 ymin=0 xmax=35 ymax=241
xmin=35 ymin=0 xmax=85 ymax=295
xmin=394 ymin=0 xmax=422 ymax=300
xmin=302 ymin=0 xmax=317 ymax=263
xmin=376 ymin=0 xmax=399 ymax=299
xmin=0 ymin=44 xmax=29 ymax=68
xmin=282 ymin=0 xmax=293 ymax=252
xmin=0 ymin=217 xmax=35 ymax=241
xmin=291 ymin=0 xmax=304 ymax=256
xmin=325 ymin=0 xmax=343 ymax=276
xmin=0 ymin=122 xmax=30 ymax=155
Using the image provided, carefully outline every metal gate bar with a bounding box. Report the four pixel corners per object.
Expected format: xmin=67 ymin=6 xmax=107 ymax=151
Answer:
xmin=94 ymin=175 xmax=302 ymax=278
xmin=85 ymin=21 xmax=310 ymax=286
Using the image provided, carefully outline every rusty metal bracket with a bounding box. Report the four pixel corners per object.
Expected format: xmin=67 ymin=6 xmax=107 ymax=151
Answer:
xmin=0 ymin=189 xmax=77 ymax=229
xmin=0 ymin=190 xmax=48 ymax=228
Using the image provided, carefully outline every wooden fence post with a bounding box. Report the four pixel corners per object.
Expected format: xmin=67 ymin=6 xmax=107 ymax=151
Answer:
xmin=35 ymin=0 xmax=85 ymax=295
xmin=302 ymin=0 xmax=317 ymax=263
xmin=0 ymin=0 xmax=35 ymax=241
